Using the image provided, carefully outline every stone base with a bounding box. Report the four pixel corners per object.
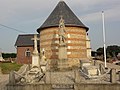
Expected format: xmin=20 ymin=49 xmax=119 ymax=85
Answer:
xmin=58 ymin=59 xmax=69 ymax=70
xmin=32 ymin=54 xmax=40 ymax=68
xmin=58 ymin=45 xmax=67 ymax=60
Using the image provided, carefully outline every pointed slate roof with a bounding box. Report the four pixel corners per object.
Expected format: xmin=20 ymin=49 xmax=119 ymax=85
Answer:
xmin=37 ymin=1 xmax=89 ymax=33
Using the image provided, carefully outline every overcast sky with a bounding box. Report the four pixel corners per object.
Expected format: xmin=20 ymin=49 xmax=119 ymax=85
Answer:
xmin=0 ymin=0 xmax=120 ymax=53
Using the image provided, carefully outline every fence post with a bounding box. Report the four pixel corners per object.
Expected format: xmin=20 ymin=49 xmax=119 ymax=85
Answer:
xmin=9 ymin=71 xmax=15 ymax=85
xmin=118 ymin=71 xmax=120 ymax=82
xmin=110 ymin=68 xmax=116 ymax=83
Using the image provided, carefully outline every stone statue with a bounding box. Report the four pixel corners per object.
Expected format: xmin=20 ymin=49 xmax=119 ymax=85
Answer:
xmin=58 ymin=16 xmax=67 ymax=45
xmin=40 ymin=48 xmax=48 ymax=73
xmin=0 ymin=51 xmax=4 ymax=61
xmin=41 ymin=48 xmax=46 ymax=61
xmin=58 ymin=17 xmax=68 ymax=69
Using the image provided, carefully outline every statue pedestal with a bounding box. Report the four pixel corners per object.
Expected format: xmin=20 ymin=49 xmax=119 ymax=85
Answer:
xmin=58 ymin=59 xmax=68 ymax=70
xmin=32 ymin=53 xmax=40 ymax=68
xmin=58 ymin=44 xmax=68 ymax=69
xmin=58 ymin=44 xmax=67 ymax=60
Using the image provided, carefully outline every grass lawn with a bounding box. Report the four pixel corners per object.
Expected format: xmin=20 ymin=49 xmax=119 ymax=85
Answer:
xmin=0 ymin=62 xmax=23 ymax=74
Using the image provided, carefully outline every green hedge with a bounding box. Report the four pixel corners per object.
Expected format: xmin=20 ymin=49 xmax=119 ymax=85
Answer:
xmin=2 ymin=53 xmax=16 ymax=58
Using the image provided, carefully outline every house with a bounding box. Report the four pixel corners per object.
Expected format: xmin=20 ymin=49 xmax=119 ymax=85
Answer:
xmin=15 ymin=34 xmax=39 ymax=64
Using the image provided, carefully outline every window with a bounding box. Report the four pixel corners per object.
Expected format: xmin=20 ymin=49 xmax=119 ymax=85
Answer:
xmin=25 ymin=49 xmax=31 ymax=57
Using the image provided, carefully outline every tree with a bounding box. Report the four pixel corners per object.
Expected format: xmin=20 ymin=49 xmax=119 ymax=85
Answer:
xmin=2 ymin=53 xmax=16 ymax=59
xmin=91 ymin=51 xmax=97 ymax=57
xmin=96 ymin=45 xmax=120 ymax=58
xmin=96 ymin=47 xmax=103 ymax=56
xmin=106 ymin=45 xmax=120 ymax=57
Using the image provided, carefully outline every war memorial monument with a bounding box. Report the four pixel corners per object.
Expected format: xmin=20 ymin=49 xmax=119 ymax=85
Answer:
xmin=6 ymin=1 xmax=120 ymax=90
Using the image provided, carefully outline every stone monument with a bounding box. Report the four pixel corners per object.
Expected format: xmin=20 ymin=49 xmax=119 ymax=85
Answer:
xmin=0 ymin=51 xmax=4 ymax=62
xmin=31 ymin=34 xmax=40 ymax=68
xmin=8 ymin=34 xmax=45 ymax=84
xmin=31 ymin=34 xmax=48 ymax=72
xmin=21 ymin=34 xmax=44 ymax=83
xmin=58 ymin=17 xmax=68 ymax=69
xmin=58 ymin=17 xmax=67 ymax=59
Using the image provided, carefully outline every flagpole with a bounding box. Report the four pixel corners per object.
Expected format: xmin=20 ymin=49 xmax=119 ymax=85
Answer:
xmin=102 ymin=11 xmax=107 ymax=68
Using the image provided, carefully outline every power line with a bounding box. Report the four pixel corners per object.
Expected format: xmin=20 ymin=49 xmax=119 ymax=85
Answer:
xmin=0 ymin=24 xmax=27 ymax=33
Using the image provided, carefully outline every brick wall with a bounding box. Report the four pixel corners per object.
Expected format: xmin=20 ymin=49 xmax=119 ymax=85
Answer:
xmin=16 ymin=46 xmax=33 ymax=64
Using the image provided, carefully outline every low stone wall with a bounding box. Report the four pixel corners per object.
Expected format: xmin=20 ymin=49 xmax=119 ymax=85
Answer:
xmin=7 ymin=83 xmax=120 ymax=90
xmin=6 ymin=84 xmax=51 ymax=90
xmin=6 ymin=69 xmax=120 ymax=90
xmin=75 ymin=83 xmax=120 ymax=90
